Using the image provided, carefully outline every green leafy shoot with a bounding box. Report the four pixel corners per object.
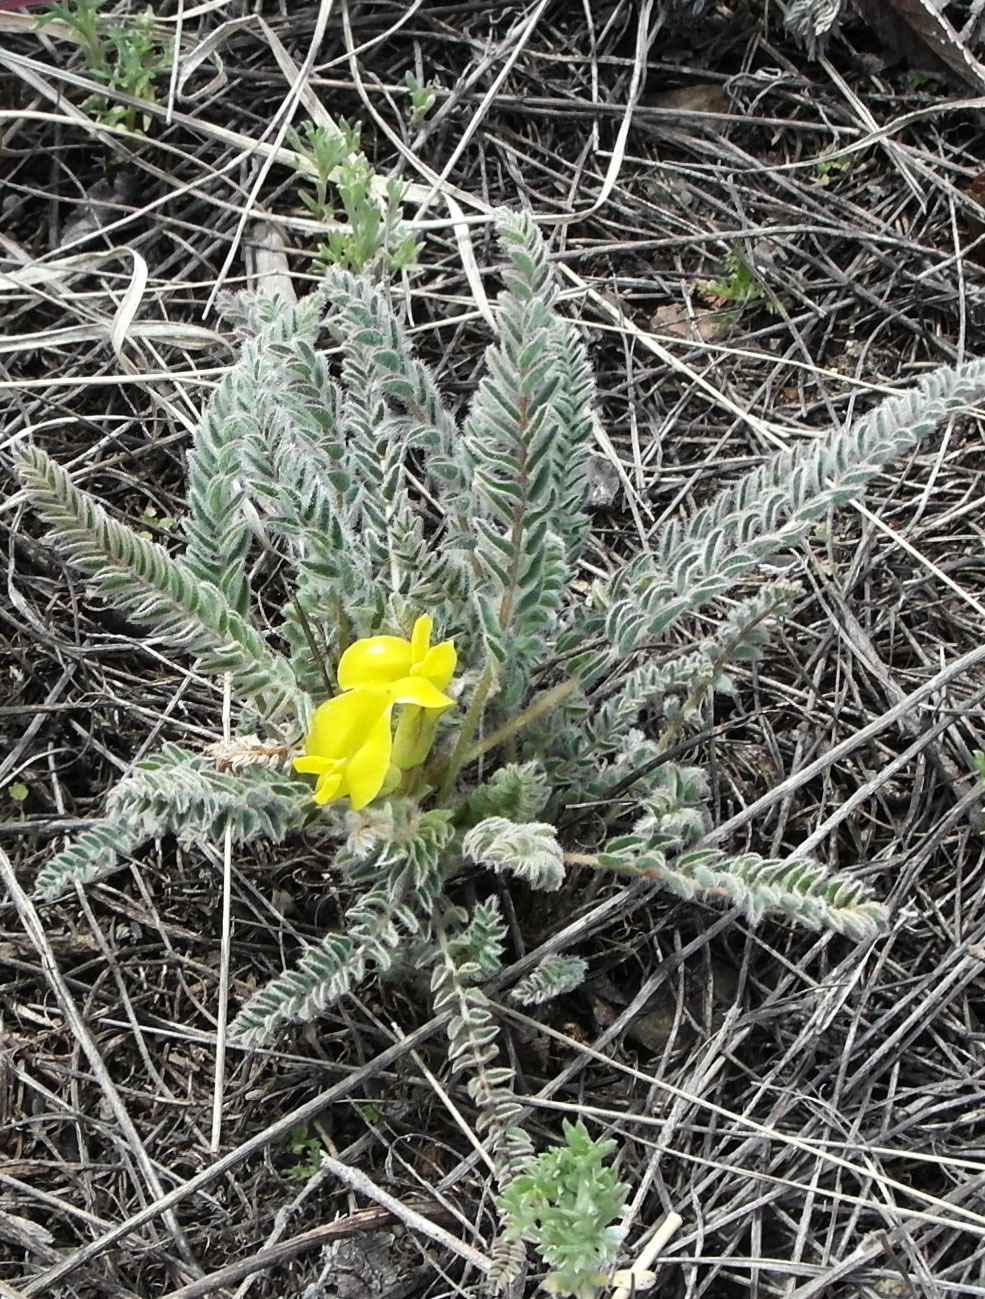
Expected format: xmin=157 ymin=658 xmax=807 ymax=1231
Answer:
xmin=285 ymin=1124 xmax=324 ymax=1180
xmin=698 ymin=246 xmax=776 ymax=312
xmin=39 ymin=0 xmax=171 ymax=132
xmin=497 ymin=1119 xmax=630 ymax=1299
xmin=814 ymin=142 xmax=854 ymax=183
xmin=287 ymin=119 xmax=419 ymax=275
xmin=38 ymin=0 xmax=108 ymax=72
xmin=404 ymin=70 xmax=438 ymax=123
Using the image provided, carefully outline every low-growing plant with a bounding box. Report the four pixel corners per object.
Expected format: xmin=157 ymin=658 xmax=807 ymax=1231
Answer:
xmin=287 ymin=118 xmax=419 ymax=275
xmin=14 ymin=211 xmax=985 ymax=1291
xmin=404 ymin=70 xmax=438 ymax=123
xmin=498 ymin=1119 xmax=630 ymax=1298
xmin=285 ymin=1124 xmax=324 ymax=1180
xmin=40 ymin=0 xmax=171 ymax=133
xmin=814 ymin=142 xmax=854 ymax=184
xmin=698 ymin=245 xmax=776 ymax=311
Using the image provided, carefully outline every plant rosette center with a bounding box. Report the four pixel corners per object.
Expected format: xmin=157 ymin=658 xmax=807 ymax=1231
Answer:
xmin=293 ymin=614 xmax=456 ymax=810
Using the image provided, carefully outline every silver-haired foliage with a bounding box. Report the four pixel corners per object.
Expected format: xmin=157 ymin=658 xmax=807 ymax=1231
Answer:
xmin=511 ymin=955 xmax=589 ymax=1007
xmin=14 ymin=210 xmax=985 ymax=1275
xmin=16 ymin=444 xmax=305 ymax=721
xmin=432 ymin=900 xmax=532 ymax=1174
xmin=463 ymin=818 xmax=565 ymax=891
xmin=784 ymin=0 xmax=845 ymax=55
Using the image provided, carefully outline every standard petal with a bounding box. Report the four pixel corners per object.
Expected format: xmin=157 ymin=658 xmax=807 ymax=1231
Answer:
xmin=306 ymin=689 xmax=390 ymax=759
xmin=390 ymin=676 xmax=454 ymax=710
xmin=338 ymin=634 xmax=413 ymax=689
xmin=344 ymin=710 xmax=394 ymax=810
xmin=410 ymin=614 xmax=433 ymax=663
xmin=417 ymin=640 xmax=457 ymax=690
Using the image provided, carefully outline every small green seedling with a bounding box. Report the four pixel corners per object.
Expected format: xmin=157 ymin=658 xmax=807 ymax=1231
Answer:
xmin=39 ymin=0 xmax=107 ymax=73
xmin=814 ymin=143 xmax=854 ymax=185
xmin=40 ymin=0 xmax=171 ymax=133
xmin=404 ymin=71 xmax=438 ymax=123
xmin=906 ymin=70 xmax=942 ymax=94
xmin=138 ymin=505 xmax=176 ymax=539
xmin=285 ymin=1124 xmax=324 ymax=1179
xmin=698 ymin=247 xmax=772 ymax=310
xmin=497 ymin=1119 xmax=629 ymax=1299
xmin=287 ymin=118 xmax=419 ymax=275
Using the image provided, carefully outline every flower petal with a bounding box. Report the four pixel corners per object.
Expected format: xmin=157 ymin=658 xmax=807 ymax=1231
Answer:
xmin=344 ymin=710 xmax=394 ymax=810
xmin=338 ymin=635 xmax=413 ymax=689
xmin=416 ymin=640 xmax=457 ymax=690
xmin=306 ymin=689 xmax=390 ymax=759
xmin=313 ymin=769 xmax=344 ymax=805
xmin=410 ymin=614 xmax=433 ymax=663
xmin=389 ymin=676 xmax=454 ymax=709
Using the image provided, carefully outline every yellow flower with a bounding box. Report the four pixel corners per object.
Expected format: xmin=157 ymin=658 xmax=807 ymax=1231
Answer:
xmin=294 ymin=616 xmax=457 ymax=811
xmin=337 ymin=614 xmax=456 ymax=694
xmin=338 ymin=614 xmax=457 ymax=775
